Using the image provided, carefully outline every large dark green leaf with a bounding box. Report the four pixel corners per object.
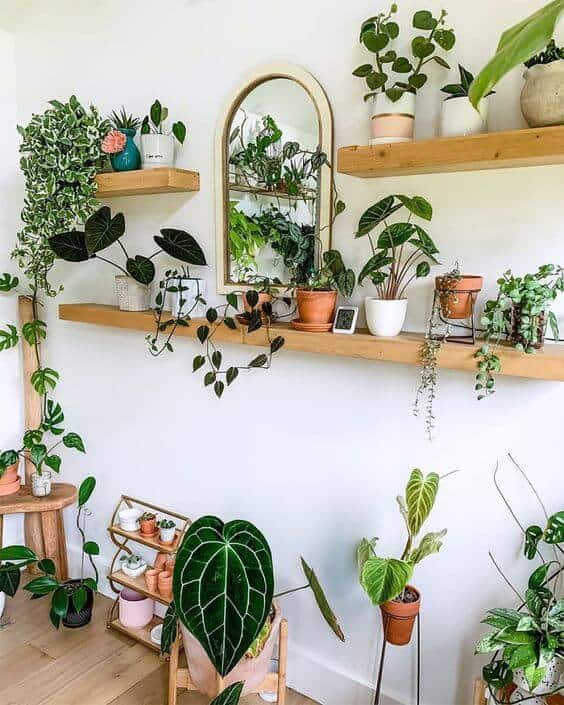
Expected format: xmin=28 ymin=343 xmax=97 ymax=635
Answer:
xmin=0 ymin=545 xmax=37 ymax=562
xmin=544 ymin=511 xmax=564 ymax=544
xmin=173 ymin=516 xmax=274 ymax=676
xmin=78 ymin=476 xmax=96 ymax=507
xmin=49 ymin=231 xmax=90 ymax=262
xmin=210 ymin=683 xmax=244 ymax=705
xmin=155 ymin=229 xmax=207 ymax=266
xmin=52 ymin=586 xmax=69 ymax=617
xmin=300 ymin=558 xmax=345 ymax=642
xmin=0 ymin=563 xmax=21 ymax=596
xmin=24 ymin=575 xmax=60 ymax=595
xmin=84 ymin=206 xmax=125 ymax=254
xmin=357 ymin=197 xmax=402 ymax=236
xmin=377 ymin=223 xmax=415 ymax=249
xmin=358 ymin=253 xmax=393 ymax=285
xmin=126 ymin=256 xmax=155 ymax=285
xmin=361 ymin=557 xmax=412 ymax=604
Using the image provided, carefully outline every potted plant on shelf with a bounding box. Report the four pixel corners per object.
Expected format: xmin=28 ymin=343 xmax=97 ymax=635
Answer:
xmin=102 ymin=107 xmax=141 ymax=172
xmin=354 ymin=5 xmax=456 ymax=144
xmin=522 ymin=39 xmax=564 ymax=127
xmin=160 ymin=515 xmax=344 ymax=699
xmin=475 ymin=264 xmax=563 ymax=399
xmin=358 ymin=468 xmax=450 ymax=646
xmin=157 ymin=518 xmax=177 ymax=545
xmin=439 ymin=65 xmax=494 ymax=137
xmin=140 ymin=512 xmax=157 ymax=537
xmin=164 ymin=265 xmax=207 ymax=319
xmin=120 ymin=554 xmax=147 ymax=578
xmin=356 ymin=194 xmax=439 ymax=337
xmin=0 ymin=452 xmax=20 ymax=496
xmin=48 ymin=205 xmax=207 ymax=312
xmin=140 ymin=99 xmax=186 ymax=169
xmin=0 ymin=476 xmax=99 ymax=628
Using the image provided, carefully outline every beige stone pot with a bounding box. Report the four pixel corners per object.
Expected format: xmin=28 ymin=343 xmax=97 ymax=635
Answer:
xmin=521 ymin=60 xmax=564 ymax=127
xmin=179 ymin=604 xmax=281 ymax=698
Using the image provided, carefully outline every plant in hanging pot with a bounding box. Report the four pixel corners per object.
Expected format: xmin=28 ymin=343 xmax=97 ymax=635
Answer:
xmin=102 ymin=107 xmax=141 ymax=172
xmin=354 ymin=5 xmax=456 ymax=144
xmin=439 ymin=65 xmax=494 ymax=137
xmin=521 ymin=39 xmax=564 ymax=127
xmin=356 ymin=194 xmax=439 ymax=337
xmin=0 ymin=476 xmax=99 ymax=628
xmin=160 ymin=515 xmax=344 ymax=699
xmin=140 ymin=99 xmax=186 ymax=169
xmin=358 ymin=468 xmax=450 ymax=646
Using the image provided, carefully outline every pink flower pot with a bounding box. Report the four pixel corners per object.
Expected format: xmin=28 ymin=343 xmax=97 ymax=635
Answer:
xmin=118 ymin=588 xmax=154 ymax=628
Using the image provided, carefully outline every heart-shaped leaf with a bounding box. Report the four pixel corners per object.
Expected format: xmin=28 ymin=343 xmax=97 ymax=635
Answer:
xmin=434 ymin=29 xmax=455 ymax=51
xmin=155 ymin=229 xmax=207 ymax=266
xmin=413 ymin=10 xmax=437 ymax=30
xmin=361 ymin=557 xmax=412 ymax=604
xmin=78 ymin=476 xmax=96 ymax=507
xmin=84 ymin=206 xmax=125 ymax=254
xmin=377 ymin=223 xmax=415 ymax=249
xmin=126 ymin=256 xmax=155 ymax=285
xmin=49 ymin=231 xmax=90 ymax=262
xmin=210 ymin=683 xmax=244 ymax=705
xmin=0 ymin=563 xmax=21 ymax=597
xmin=173 ymin=516 xmax=274 ymax=676
xmin=405 ymin=469 xmax=439 ymax=536
xmin=362 ymin=30 xmax=389 ymax=53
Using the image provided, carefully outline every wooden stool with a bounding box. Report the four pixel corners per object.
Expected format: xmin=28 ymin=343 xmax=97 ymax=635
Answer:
xmin=0 ymin=482 xmax=77 ymax=580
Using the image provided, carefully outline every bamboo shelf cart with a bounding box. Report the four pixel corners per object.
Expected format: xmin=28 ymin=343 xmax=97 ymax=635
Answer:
xmin=106 ymin=495 xmax=191 ymax=653
xmin=94 ymin=167 xmax=200 ymax=198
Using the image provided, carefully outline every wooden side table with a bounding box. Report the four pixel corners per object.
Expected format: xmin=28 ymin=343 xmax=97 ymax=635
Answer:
xmin=0 ymin=482 xmax=77 ymax=580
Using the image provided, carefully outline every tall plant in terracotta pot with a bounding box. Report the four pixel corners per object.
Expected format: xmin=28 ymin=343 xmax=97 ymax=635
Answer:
xmin=358 ymin=469 xmax=450 ymax=647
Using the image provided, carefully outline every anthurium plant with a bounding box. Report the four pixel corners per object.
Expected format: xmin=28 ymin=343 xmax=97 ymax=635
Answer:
xmin=355 ymin=194 xmax=439 ymax=299
xmin=141 ymin=99 xmax=186 ymax=144
xmin=358 ymin=469 xmax=449 ymax=605
xmin=354 ymin=4 xmax=456 ymax=103
xmin=160 ymin=515 xmax=344 ymax=672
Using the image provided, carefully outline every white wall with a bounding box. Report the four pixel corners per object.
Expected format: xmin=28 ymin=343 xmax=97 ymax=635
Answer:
xmin=2 ymin=2 xmax=564 ymax=704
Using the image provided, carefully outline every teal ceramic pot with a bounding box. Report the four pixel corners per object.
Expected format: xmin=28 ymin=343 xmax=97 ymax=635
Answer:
xmin=110 ymin=128 xmax=141 ymax=172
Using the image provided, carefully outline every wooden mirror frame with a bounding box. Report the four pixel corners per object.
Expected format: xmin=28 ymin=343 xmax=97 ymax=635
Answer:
xmin=215 ymin=62 xmax=334 ymax=294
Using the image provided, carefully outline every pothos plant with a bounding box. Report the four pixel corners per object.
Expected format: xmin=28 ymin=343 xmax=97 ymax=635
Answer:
xmin=474 ymin=265 xmax=563 ymax=399
xmin=160 ymin=515 xmax=345 ymax=671
xmin=354 ymin=4 xmax=456 ymax=103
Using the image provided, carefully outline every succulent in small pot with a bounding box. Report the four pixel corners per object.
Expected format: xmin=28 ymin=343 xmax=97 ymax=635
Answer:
xmin=439 ymin=65 xmax=493 ymax=137
xmin=521 ymin=40 xmax=564 ymax=127
xmin=157 ymin=519 xmax=177 ymax=546
xmin=120 ymin=554 xmax=147 ymax=578
xmin=140 ymin=512 xmax=157 ymax=536
xmin=140 ymin=99 xmax=186 ymax=169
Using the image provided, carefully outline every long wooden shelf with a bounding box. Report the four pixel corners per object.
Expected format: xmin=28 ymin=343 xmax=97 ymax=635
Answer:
xmin=59 ymin=303 xmax=564 ymax=382
xmin=338 ymin=125 xmax=564 ymax=178
xmin=108 ymin=569 xmax=171 ymax=605
xmin=95 ymin=168 xmax=200 ymax=197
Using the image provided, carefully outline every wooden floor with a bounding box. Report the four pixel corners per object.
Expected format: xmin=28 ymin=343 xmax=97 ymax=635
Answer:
xmin=0 ymin=589 xmax=317 ymax=705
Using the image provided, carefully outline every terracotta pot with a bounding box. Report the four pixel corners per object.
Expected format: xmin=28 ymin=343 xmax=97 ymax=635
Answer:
xmin=140 ymin=517 xmax=156 ymax=536
xmin=165 ymin=557 xmax=175 ymax=573
xmin=296 ymin=289 xmax=337 ymax=325
xmin=379 ymin=585 xmax=421 ymax=646
xmin=180 ymin=604 xmax=282 ymax=698
xmin=158 ymin=571 xmax=173 ymax=600
xmin=144 ymin=569 xmax=160 ymax=593
xmin=0 ymin=461 xmax=20 ymax=496
xmin=436 ymin=275 xmax=483 ymax=320
xmin=154 ymin=552 xmax=169 ymax=572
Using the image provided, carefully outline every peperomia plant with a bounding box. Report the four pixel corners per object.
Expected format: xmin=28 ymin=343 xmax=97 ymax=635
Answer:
xmin=355 ymin=194 xmax=439 ymax=299
xmin=354 ymin=4 xmax=456 ymax=103
xmin=474 ymin=265 xmax=564 ymax=399
xmin=141 ymin=99 xmax=186 ymax=144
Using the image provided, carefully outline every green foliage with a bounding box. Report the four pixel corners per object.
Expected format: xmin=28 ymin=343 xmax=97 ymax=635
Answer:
xmin=31 ymin=367 xmax=59 ymax=395
xmin=210 ymin=683 xmax=244 ymax=705
xmin=525 ymin=38 xmax=564 ymax=66
xmin=141 ymin=99 xmax=186 ymax=143
xmin=405 ymin=469 xmax=439 ymax=535
xmin=109 ymin=107 xmax=141 ymax=131
xmin=0 ymin=324 xmax=19 ymax=351
xmin=441 ymin=64 xmax=495 ymax=100
xmin=160 ymin=602 xmax=178 ymax=656
xmin=300 ymin=557 xmax=345 ymax=642
xmin=470 ymin=1 xmax=564 ymax=109
xmin=22 ymin=319 xmax=47 ymax=346
xmin=354 ymin=5 xmax=455 ymax=102
xmin=305 ymin=249 xmax=355 ymax=297
xmin=361 ymin=556 xmax=413 ymax=604
xmin=0 ymin=273 xmax=19 ymax=292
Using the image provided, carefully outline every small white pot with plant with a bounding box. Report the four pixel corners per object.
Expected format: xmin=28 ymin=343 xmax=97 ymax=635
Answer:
xmin=356 ymin=193 xmax=439 ymax=337
xmin=163 ymin=266 xmax=206 ymax=318
xmin=141 ymin=99 xmax=186 ymax=169
xmin=157 ymin=519 xmax=177 ymax=545
xmin=120 ymin=554 xmax=147 ymax=578
xmin=440 ymin=64 xmax=492 ymax=137
xmin=353 ymin=5 xmax=456 ymax=144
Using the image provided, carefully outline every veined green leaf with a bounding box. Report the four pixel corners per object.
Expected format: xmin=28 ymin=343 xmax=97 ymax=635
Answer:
xmin=405 ymin=469 xmax=440 ymax=537
xmin=300 ymin=557 xmax=345 ymax=642
xmin=361 ymin=556 xmax=412 ymax=605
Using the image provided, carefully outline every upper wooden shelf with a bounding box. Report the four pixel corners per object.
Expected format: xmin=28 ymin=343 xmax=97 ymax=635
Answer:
xmin=59 ymin=303 xmax=564 ymax=382
xmin=337 ymin=125 xmax=564 ymax=178
xmin=95 ymin=168 xmax=200 ymax=198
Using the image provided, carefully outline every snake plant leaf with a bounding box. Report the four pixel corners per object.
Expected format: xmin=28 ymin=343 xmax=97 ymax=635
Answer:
xmin=49 ymin=231 xmax=90 ymax=262
xmin=361 ymin=557 xmax=412 ymax=605
xmin=155 ymin=229 xmax=207 ymax=266
xmin=357 ymin=196 xmax=402 ymax=237
xmin=469 ymin=0 xmax=564 ymax=108
xmin=407 ymin=529 xmax=447 ymax=565
xmin=210 ymin=682 xmax=244 ymax=705
xmin=357 ymin=537 xmax=378 ymax=577
xmin=300 ymin=557 xmax=345 ymax=642
xmin=160 ymin=601 xmax=178 ymax=656
xmin=84 ymin=206 xmax=125 ymax=254
xmin=544 ymin=510 xmax=564 ymax=544
xmin=405 ymin=469 xmax=440 ymax=537
xmin=173 ymin=516 xmax=274 ymax=677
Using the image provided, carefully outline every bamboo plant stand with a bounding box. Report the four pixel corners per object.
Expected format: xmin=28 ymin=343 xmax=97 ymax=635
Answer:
xmin=106 ymin=495 xmax=190 ymax=653
xmin=168 ymin=619 xmax=288 ymax=705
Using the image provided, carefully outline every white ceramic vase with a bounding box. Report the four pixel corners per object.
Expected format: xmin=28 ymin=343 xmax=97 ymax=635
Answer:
xmin=521 ymin=60 xmax=564 ymax=127
xmin=159 ymin=526 xmax=176 ymax=544
xmin=141 ymin=133 xmax=175 ymax=168
xmin=365 ymin=298 xmax=408 ymax=337
xmin=440 ymin=96 xmax=488 ymax=137
xmin=31 ymin=470 xmax=52 ymax=497
xmin=513 ymin=656 xmax=564 ymax=696
xmin=166 ymin=277 xmax=205 ymax=317
xmin=115 ymin=276 xmax=150 ymax=312
xmin=370 ymin=92 xmax=415 ymax=145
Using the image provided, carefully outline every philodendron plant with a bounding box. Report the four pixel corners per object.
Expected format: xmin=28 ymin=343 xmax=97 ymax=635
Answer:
xmin=141 ymin=99 xmax=186 ymax=144
xmin=160 ymin=515 xmax=344 ymax=679
xmin=354 ymin=4 xmax=456 ymax=103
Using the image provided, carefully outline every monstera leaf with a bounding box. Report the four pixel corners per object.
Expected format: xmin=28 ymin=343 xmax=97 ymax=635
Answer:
xmin=544 ymin=511 xmax=564 ymax=544
xmin=49 ymin=231 xmax=90 ymax=262
xmin=405 ymin=469 xmax=440 ymax=536
xmin=155 ymin=229 xmax=207 ymax=266
xmin=361 ymin=556 xmax=412 ymax=605
xmin=210 ymin=682 xmax=244 ymax=705
xmin=84 ymin=206 xmax=125 ymax=254
xmin=173 ymin=516 xmax=274 ymax=676
xmin=300 ymin=557 xmax=345 ymax=642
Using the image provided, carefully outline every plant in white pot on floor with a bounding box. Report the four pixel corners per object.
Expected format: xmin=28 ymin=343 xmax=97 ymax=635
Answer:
xmin=439 ymin=64 xmax=494 ymax=137
xmin=141 ymin=99 xmax=187 ymax=168
xmin=356 ymin=194 xmax=439 ymax=336
xmin=353 ymin=4 xmax=456 ymax=144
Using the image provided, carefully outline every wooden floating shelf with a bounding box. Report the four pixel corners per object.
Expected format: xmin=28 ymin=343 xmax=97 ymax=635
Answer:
xmin=107 ymin=524 xmax=181 ymax=554
xmin=109 ymin=569 xmax=171 ymax=605
xmin=95 ymin=167 xmax=200 ymax=198
xmin=338 ymin=125 xmax=564 ymax=178
xmin=109 ymin=615 xmax=163 ymax=653
xmin=59 ymin=303 xmax=564 ymax=382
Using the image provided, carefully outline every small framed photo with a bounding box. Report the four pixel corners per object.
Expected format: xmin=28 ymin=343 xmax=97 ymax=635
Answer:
xmin=333 ymin=306 xmax=359 ymax=334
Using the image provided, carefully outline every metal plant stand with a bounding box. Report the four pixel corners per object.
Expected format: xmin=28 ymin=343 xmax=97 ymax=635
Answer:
xmin=432 ymin=287 xmax=478 ymax=345
xmin=373 ymin=614 xmax=421 ymax=705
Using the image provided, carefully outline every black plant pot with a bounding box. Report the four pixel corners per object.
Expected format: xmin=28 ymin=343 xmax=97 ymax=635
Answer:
xmin=62 ymin=580 xmax=94 ymax=629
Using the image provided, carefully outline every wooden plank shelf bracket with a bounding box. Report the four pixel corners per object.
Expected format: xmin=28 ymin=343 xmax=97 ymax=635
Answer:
xmin=337 ymin=125 xmax=564 ymax=178
xmin=95 ymin=168 xmax=200 ymax=198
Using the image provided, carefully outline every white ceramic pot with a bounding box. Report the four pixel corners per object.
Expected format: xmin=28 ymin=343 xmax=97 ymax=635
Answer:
xmin=440 ymin=96 xmax=488 ymax=137
xmin=141 ymin=133 xmax=175 ymax=168
xmin=521 ymin=60 xmax=564 ymax=127
xmin=118 ymin=508 xmax=142 ymax=531
xmin=31 ymin=471 xmax=52 ymax=497
xmin=166 ymin=277 xmax=205 ymax=317
xmin=115 ymin=276 xmax=150 ymax=312
xmin=370 ymin=92 xmax=415 ymax=145
xmin=365 ymin=298 xmax=408 ymax=337
xmin=122 ymin=561 xmax=147 ymax=578
xmin=159 ymin=526 xmax=176 ymax=544
xmin=513 ymin=656 xmax=564 ymax=696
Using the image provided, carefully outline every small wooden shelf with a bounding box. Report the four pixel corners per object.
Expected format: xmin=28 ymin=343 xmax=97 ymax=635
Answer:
xmin=109 ymin=616 xmax=163 ymax=652
xmin=95 ymin=168 xmax=200 ymax=198
xmin=338 ymin=125 xmax=564 ymax=178
xmin=59 ymin=303 xmax=564 ymax=382
xmin=108 ymin=524 xmax=181 ymax=554
xmin=109 ymin=569 xmax=171 ymax=605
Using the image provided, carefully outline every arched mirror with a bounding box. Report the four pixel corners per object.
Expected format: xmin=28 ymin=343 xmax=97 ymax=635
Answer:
xmin=215 ymin=63 xmax=334 ymax=294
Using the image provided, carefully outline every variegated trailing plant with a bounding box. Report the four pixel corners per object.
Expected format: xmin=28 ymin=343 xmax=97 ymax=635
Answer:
xmin=160 ymin=515 xmax=344 ymax=677
xmin=475 ymin=455 xmax=564 ymax=698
